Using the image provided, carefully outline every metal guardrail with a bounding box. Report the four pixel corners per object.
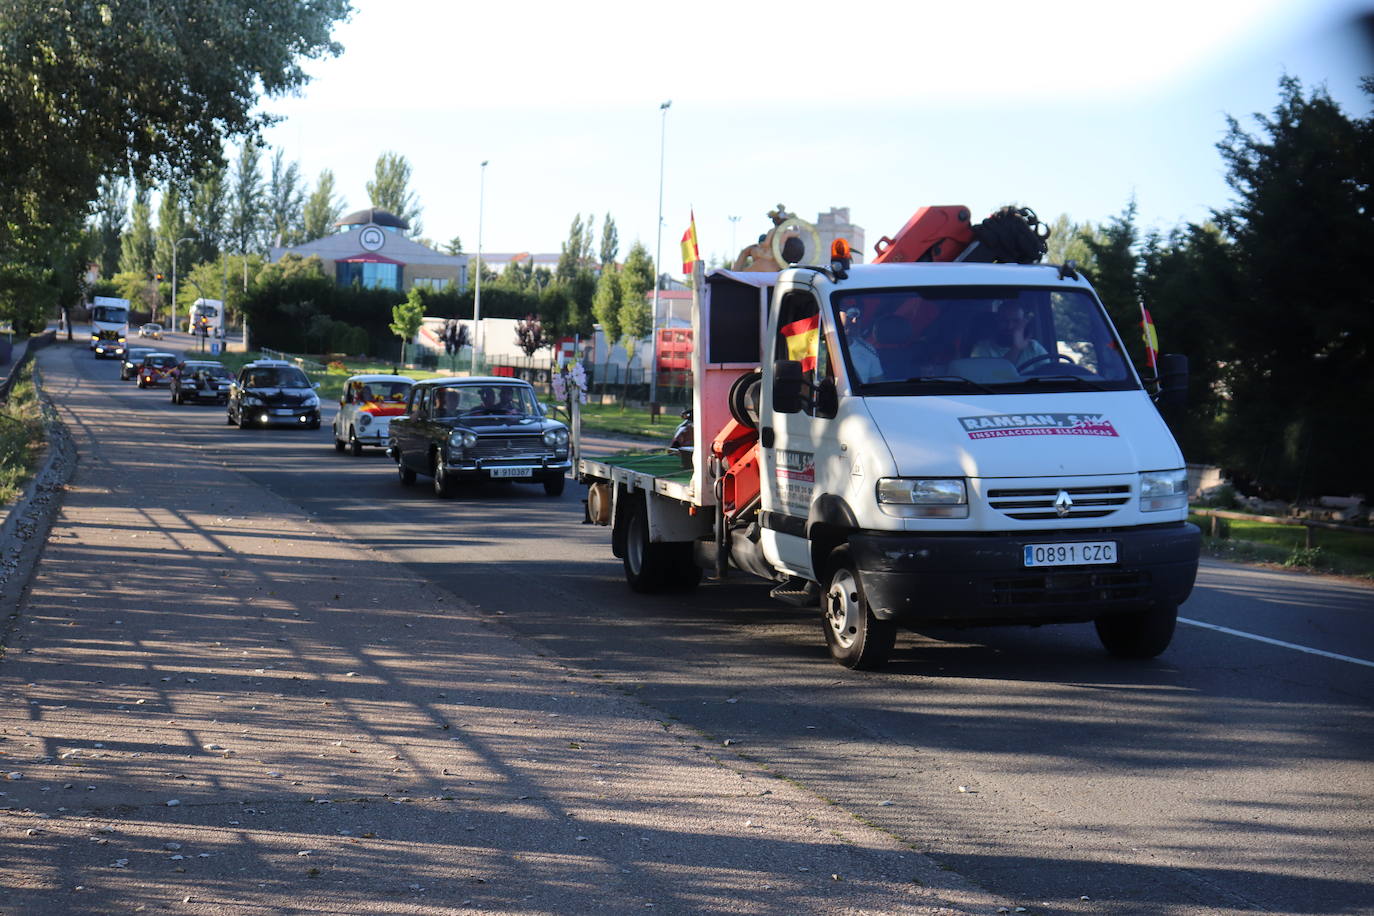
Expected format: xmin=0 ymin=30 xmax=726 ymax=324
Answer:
xmin=259 ymin=347 xmax=326 ymax=374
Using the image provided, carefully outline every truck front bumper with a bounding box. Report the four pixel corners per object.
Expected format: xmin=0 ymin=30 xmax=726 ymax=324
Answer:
xmin=848 ymin=522 xmax=1200 ymax=624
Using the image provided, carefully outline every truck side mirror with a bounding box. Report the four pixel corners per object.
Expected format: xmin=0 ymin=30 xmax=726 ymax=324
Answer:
xmin=1156 ymin=353 xmax=1188 ymax=409
xmin=772 ymin=359 xmax=805 ymax=413
xmin=815 ymin=376 xmax=838 ymax=418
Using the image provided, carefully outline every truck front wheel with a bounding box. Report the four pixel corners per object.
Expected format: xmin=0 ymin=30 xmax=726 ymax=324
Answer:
xmin=623 ymin=500 xmax=699 ymax=593
xmin=821 ymin=548 xmax=896 ymax=670
xmin=1095 ymin=603 xmax=1177 ymax=659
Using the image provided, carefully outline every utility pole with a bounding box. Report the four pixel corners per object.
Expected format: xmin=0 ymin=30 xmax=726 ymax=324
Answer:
xmin=650 ymin=100 xmax=671 ymax=406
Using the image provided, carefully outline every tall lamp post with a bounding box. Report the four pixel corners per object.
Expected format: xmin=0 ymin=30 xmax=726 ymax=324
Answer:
xmin=650 ymin=99 xmax=671 ymax=406
xmin=171 ymin=237 xmax=193 ymax=333
xmin=472 ymin=159 xmax=489 ymax=376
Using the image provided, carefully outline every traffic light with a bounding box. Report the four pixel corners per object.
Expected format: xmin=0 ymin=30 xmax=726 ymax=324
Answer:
xmin=155 ymin=272 xmax=164 ymax=282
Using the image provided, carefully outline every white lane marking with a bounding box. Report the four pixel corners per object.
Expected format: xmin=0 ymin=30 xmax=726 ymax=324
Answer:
xmin=1179 ymin=617 xmax=1374 ymax=669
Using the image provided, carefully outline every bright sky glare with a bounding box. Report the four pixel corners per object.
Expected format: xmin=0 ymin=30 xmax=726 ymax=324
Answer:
xmin=258 ymin=0 xmax=1372 ymax=270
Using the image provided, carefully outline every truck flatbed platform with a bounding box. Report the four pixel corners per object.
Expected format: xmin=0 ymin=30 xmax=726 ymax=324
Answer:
xmin=579 ymin=451 xmax=700 ymax=504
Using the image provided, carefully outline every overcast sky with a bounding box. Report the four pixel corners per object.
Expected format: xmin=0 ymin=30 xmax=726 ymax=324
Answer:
xmin=257 ymin=0 xmax=1372 ymax=270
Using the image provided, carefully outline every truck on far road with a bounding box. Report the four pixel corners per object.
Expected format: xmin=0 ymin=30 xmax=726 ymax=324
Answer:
xmin=577 ymin=205 xmax=1201 ymax=669
xmin=89 ymin=296 xmax=130 ymax=353
xmin=188 ymin=298 xmax=225 ymax=338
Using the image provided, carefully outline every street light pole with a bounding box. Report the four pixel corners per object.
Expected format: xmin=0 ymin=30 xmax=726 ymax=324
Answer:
xmin=472 ymin=159 xmax=489 ymax=376
xmin=172 ymin=237 xmax=193 ymax=333
xmin=650 ymin=99 xmax=671 ymax=406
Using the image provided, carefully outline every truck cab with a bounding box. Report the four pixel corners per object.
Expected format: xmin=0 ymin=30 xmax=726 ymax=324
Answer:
xmin=756 ymin=261 xmax=1199 ymax=666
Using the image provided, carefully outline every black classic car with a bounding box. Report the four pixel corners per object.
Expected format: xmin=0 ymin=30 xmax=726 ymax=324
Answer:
xmin=226 ymin=359 xmax=322 ymax=429
xmin=170 ymin=360 xmax=233 ymax=405
xmin=388 ymin=377 xmax=570 ymax=497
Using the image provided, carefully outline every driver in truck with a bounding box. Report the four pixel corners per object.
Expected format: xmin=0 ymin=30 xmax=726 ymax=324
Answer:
xmin=969 ymin=300 xmax=1047 ymax=365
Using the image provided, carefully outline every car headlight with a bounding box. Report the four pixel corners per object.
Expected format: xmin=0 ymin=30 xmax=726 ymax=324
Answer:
xmin=876 ymin=477 xmax=969 ymax=518
xmin=1139 ymin=469 xmax=1188 ymax=512
xmin=302 ymin=394 xmax=319 ymax=408
xmin=543 ymin=428 xmax=570 ymax=447
xmin=241 ymin=395 xmax=263 ymax=406
xmin=357 ymin=412 xmax=373 ymax=429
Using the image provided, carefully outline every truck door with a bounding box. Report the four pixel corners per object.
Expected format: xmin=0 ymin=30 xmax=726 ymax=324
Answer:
xmin=758 ymin=287 xmax=843 ymax=580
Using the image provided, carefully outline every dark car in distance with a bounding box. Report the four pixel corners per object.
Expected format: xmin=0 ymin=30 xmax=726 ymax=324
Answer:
xmin=388 ymin=377 xmax=570 ymax=497
xmin=136 ymin=352 xmax=179 ymax=388
xmin=226 ymin=359 xmax=321 ymax=429
xmin=120 ymin=347 xmax=155 ymax=380
xmin=171 ymin=360 xmax=233 ymax=405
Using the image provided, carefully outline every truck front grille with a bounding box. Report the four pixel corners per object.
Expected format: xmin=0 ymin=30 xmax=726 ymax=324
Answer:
xmin=986 ymin=484 xmax=1131 ymax=520
xmin=467 ymin=435 xmax=550 ymax=460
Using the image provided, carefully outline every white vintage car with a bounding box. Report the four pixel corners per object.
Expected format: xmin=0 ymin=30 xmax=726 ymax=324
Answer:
xmin=332 ymin=374 xmax=414 ymax=456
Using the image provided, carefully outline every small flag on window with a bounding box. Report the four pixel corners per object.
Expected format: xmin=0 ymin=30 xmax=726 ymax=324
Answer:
xmin=781 ymin=314 xmax=820 ymax=372
xmin=1140 ymin=306 xmax=1159 ymax=370
xmin=680 ymin=211 xmax=700 ymax=275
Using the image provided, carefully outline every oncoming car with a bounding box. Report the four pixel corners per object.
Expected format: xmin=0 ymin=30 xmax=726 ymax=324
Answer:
xmin=388 ymin=377 xmax=570 ymax=497
xmin=120 ymin=347 xmax=155 ymax=381
xmin=136 ymin=352 xmax=178 ymax=387
xmin=226 ymin=359 xmax=321 ymax=429
xmin=93 ymin=338 xmax=126 ymax=360
xmin=139 ymin=323 xmax=164 ymax=339
xmin=171 ymin=360 xmax=233 ymax=405
xmin=333 ymin=374 xmax=414 ymax=456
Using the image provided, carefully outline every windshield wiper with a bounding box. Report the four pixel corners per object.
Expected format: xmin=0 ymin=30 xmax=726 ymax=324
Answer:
xmin=878 ymin=375 xmax=997 ymax=394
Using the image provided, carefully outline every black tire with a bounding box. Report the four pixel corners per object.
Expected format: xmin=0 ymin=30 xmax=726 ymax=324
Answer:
xmin=622 ymin=498 xmax=699 ymax=592
xmin=728 ymin=368 xmax=763 ymax=428
xmin=397 ymin=458 xmax=416 ymax=486
xmin=236 ymin=410 xmax=250 ymax=429
xmin=821 ymin=548 xmax=897 ymax=670
xmin=349 ymin=428 xmax=363 ymax=457
xmin=1095 ymin=603 xmax=1177 ymax=659
xmin=432 ymin=452 xmax=455 ymax=498
xmin=543 ymin=474 xmax=566 ymax=497
xmin=226 ymin=410 xmax=235 ymax=426
xmin=333 ymin=432 xmax=346 ymax=452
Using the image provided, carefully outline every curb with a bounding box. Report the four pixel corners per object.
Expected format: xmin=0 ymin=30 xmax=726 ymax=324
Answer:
xmin=0 ymin=359 xmax=76 ymax=630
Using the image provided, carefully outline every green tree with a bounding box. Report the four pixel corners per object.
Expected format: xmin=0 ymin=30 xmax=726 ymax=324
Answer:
xmin=390 ymin=287 xmax=426 ymax=365
xmin=599 ymin=213 xmax=619 ymax=265
xmin=617 ymin=241 xmax=655 ymax=345
xmin=118 ymin=184 xmax=154 ymax=277
xmin=302 ymin=169 xmax=345 ymax=242
xmin=188 ymin=164 xmax=228 ymax=265
xmin=1208 ymin=75 xmax=1374 ymax=498
xmin=443 ymin=235 xmax=463 ymax=256
xmin=555 ymin=213 xmax=594 ymax=281
xmin=267 ymin=149 xmax=306 ymax=247
xmin=229 ymin=142 xmax=266 ymax=256
xmin=1082 ymin=200 xmax=1142 ymax=361
xmin=1044 ymin=213 xmax=1098 ymax=273
xmin=91 ymin=174 xmax=127 ymax=279
xmin=153 ymin=184 xmax=189 ymax=294
xmin=367 ymin=151 xmax=422 ymax=236
xmin=591 ymin=267 xmax=622 ymax=345
xmin=0 ymin=0 xmax=349 ymax=248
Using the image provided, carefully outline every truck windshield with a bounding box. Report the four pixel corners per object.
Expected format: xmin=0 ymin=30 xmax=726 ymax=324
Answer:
xmin=91 ymin=306 xmax=128 ymax=324
xmin=832 ymin=286 xmax=1136 ymax=393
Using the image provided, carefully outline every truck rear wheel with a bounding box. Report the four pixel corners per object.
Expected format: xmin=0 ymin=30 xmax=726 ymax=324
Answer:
xmin=821 ymin=548 xmax=896 ymax=670
xmin=1095 ymin=602 xmax=1177 ymax=659
xmin=623 ymin=499 xmax=699 ymax=592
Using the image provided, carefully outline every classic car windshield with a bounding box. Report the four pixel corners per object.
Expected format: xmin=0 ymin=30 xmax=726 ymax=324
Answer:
xmin=205 ymin=367 xmax=233 ymax=379
xmin=431 ymin=384 xmax=538 ymax=418
xmin=143 ymin=355 xmax=177 ymax=368
xmin=830 ymin=285 xmax=1137 ymax=394
xmin=356 ymin=381 xmax=411 ymax=403
xmin=247 ymin=367 xmax=311 ymax=388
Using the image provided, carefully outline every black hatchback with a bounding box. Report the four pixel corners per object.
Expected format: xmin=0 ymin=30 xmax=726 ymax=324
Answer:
xmin=226 ymin=359 xmax=321 ymax=429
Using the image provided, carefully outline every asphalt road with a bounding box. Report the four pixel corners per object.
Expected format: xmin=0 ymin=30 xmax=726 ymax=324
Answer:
xmin=17 ymin=338 xmax=1374 ymax=915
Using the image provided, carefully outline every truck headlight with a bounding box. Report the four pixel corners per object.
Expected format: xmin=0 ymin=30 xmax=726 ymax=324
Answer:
xmin=542 ymin=428 xmax=570 ymax=447
xmin=876 ymin=478 xmax=968 ymax=518
xmin=1139 ymin=469 xmax=1188 ymax=512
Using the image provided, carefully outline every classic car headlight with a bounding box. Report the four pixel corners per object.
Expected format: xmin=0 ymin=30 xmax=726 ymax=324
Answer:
xmin=876 ymin=477 xmax=969 ymax=518
xmin=357 ymin=412 xmax=373 ymax=429
xmin=542 ymin=428 xmax=570 ymax=448
xmin=1139 ymin=469 xmax=1188 ymax=512
xmin=449 ymin=430 xmax=478 ymax=450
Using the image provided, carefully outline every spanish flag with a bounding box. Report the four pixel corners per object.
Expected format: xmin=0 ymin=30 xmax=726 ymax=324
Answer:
xmin=680 ymin=211 xmax=699 ymax=275
xmin=1140 ymin=306 xmax=1159 ymax=370
xmin=781 ymin=314 xmax=820 ymax=372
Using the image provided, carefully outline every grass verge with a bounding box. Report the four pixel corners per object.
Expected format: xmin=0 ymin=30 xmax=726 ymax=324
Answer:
xmin=1190 ymin=511 xmax=1374 ymax=580
xmin=0 ymin=361 xmax=47 ymax=506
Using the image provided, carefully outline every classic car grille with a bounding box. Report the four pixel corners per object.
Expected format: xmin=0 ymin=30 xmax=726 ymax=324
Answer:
xmin=467 ymin=434 xmax=550 ymax=460
xmin=987 ymin=569 xmax=1151 ymax=606
xmin=986 ymin=484 xmax=1131 ymax=520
